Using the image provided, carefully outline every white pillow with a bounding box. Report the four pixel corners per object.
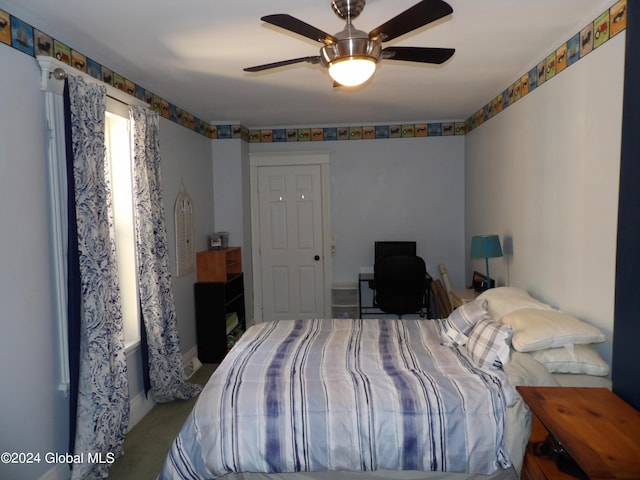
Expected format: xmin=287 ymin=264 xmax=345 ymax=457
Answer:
xmin=476 ymin=287 xmax=555 ymax=322
xmin=466 ymin=318 xmax=513 ymax=370
xmin=504 ymin=351 xmax=559 ymax=387
xmin=531 ymin=344 xmax=610 ymax=376
xmin=438 ymin=298 xmax=490 ymax=346
xmin=501 ymin=308 xmax=606 ymax=352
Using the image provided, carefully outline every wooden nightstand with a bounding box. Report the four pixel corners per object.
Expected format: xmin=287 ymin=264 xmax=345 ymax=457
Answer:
xmin=449 ymin=288 xmax=479 ymax=308
xmin=517 ymin=386 xmax=640 ymax=480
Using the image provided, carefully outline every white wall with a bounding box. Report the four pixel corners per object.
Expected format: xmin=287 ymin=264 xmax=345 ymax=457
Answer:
xmin=465 ymin=33 xmax=626 ymax=366
xmin=0 ymin=42 xmax=214 ymax=480
xmin=247 ymin=137 xmax=467 ymax=289
xmin=212 ymin=139 xmax=244 ymax=248
xmin=211 ymin=138 xmax=254 ymax=324
xmin=0 ymin=45 xmax=68 ymax=480
xmin=159 ymin=117 xmax=215 ymax=352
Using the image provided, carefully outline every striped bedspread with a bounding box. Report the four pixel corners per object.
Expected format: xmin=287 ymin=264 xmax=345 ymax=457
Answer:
xmin=160 ymin=319 xmax=514 ymax=479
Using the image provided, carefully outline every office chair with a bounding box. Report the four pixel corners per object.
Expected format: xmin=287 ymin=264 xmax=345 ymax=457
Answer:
xmin=373 ymin=255 xmax=430 ymax=318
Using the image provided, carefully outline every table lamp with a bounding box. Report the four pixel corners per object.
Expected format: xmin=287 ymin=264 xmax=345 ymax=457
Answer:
xmin=470 ymin=235 xmax=503 ymax=290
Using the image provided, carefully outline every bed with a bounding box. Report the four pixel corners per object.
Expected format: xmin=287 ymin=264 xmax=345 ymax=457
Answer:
xmin=159 ymin=287 xmax=609 ymax=480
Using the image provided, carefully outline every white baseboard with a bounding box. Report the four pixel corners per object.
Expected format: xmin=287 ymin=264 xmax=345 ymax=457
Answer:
xmin=128 ymin=346 xmax=200 ymax=429
xmin=38 ymin=347 xmax=200 ymax=480
xmin=128 ymin=389 xmax=156 ymax=430
xmin=182 ymin=345 xmax=202 ymax=378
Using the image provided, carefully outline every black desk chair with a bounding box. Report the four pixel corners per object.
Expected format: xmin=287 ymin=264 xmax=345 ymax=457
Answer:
xmin=373 ymin=255 xmax=431 ymax=318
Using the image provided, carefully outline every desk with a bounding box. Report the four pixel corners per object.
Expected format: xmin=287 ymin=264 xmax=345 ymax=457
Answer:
xmin=358 ymin=272 xmax=432 ymax=318
xmin=358 ymin=273 xmax=377 ymax=318
xmin=517 ymin=386 xmax=640 ymax=479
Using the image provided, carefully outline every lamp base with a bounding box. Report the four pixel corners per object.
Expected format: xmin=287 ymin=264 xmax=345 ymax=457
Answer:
xmin=485 ymin=257 xmax=491 ymax=291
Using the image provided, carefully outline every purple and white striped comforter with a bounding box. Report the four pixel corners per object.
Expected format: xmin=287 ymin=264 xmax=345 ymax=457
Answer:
xmin=159 ymin=318 xmax=515 ymax=479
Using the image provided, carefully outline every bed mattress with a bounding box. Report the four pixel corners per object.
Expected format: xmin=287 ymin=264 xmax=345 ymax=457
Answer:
xmin=159 ymin=319 xmax=551 ymax=480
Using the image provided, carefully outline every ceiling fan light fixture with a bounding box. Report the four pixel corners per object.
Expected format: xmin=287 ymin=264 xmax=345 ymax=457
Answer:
xmin=245 ymin=0 xmax=455 ymax=86
xmin=328 ymin=57 xmax=376 ymax=86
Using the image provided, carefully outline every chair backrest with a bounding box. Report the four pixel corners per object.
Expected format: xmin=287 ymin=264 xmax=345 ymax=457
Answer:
xmin=437 ymin=263 xmax=453 ymax=305
xmin=431 ymin=279 xmax=452 ymax=318
xmin=374 ymin=255 xmax=427 ymax=316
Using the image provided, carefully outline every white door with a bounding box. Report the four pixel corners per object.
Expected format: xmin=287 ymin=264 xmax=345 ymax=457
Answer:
xmin=257 ymin=164 xmax=326 ymax=321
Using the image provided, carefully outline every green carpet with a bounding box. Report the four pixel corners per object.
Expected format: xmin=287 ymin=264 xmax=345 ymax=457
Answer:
xmin=108 ymin=363 xmax=217 ymax=479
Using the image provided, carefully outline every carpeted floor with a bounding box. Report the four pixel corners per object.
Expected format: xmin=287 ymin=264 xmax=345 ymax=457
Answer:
xmin=108 ymin=363 xmax=217 ymax=479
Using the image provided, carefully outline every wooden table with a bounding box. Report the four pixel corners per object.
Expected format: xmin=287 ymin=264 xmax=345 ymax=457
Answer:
xmin=517 ymin=386 xmax=640 ymax=479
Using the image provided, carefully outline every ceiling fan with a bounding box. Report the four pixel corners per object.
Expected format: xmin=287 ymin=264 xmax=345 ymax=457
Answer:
xmin=243 ymin=0 xmax=455 ymax=87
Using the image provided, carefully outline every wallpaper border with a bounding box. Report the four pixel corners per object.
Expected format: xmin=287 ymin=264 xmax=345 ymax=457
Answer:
xmin=466 ymin=0 xmax=627 ymax=133
xmin=0 ymin=1 xmax=626 ymax=141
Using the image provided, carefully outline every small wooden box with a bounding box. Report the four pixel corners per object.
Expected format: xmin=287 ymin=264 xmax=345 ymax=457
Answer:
xmin=196 ymin=247 xmax=242 ymax=282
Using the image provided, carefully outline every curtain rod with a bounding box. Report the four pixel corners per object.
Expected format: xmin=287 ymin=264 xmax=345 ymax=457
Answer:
xmin=106 ymin=93 xmax=134 ymax=107
xmin=37 ymin=55 xmax=149 ymax=109
xmin=50 ymin=67 xmax=134 ymax=106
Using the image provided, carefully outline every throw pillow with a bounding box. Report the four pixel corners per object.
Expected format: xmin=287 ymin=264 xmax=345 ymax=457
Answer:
xmin=466 ymin=318 xmax=513 ymax=370
xmin=439 ymin=298 xmax=490 ymax=346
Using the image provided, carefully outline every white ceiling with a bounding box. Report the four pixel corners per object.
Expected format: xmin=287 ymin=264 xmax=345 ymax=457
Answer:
xmin=6 ymin=0 xmax=614 ymax=128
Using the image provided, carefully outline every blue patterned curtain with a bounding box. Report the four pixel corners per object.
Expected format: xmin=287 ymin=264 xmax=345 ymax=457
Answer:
xmin=66 ymin=76 xmax=129 ymax=480
xmin=130 ymin=106 xmax=201 ymax=402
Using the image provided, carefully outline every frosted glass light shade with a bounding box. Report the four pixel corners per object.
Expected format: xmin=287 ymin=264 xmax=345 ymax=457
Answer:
xmin=328 ymin=58 xmax=376 ymax=86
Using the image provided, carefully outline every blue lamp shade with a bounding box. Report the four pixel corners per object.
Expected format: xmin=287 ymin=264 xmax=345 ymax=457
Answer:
xmin=470 ymin=235 xmax=503 ymax=259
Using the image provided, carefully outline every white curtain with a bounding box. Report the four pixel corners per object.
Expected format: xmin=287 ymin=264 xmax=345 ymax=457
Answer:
xmin=67 ymin=76 xmax=129 ymax=480
xmin=130 ymin=106 xmax=202 ymax=402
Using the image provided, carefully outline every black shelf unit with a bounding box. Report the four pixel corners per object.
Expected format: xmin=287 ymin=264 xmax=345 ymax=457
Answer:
xmin=195 ymin=272 xmax=246 ymax=363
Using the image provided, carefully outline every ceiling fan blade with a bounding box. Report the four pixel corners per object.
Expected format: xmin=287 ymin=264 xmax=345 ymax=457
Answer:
xmin=244 ymin=56 xmax=321 ymax=72
xmin=369 ymin=0 xmax=453 ymax=42
xmin=261 ymin=14 xmax=337 ymax=44
xmin=382 ymin=46 xmax=455 ymax=64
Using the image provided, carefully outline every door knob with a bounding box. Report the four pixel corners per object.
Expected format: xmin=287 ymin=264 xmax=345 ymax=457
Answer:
xmin=314 ymin=255 xmax=320 ymax=261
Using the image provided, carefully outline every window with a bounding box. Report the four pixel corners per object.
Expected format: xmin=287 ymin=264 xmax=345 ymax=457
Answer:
xmin=39 ymin=56 xmax=151 ymax=392
xmin=105 ymin=101 xmax=140 ymax=350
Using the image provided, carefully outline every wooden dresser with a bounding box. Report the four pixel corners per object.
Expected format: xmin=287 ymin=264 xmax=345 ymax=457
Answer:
xmin=517 ymin=386 xmax=640 ymax=479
